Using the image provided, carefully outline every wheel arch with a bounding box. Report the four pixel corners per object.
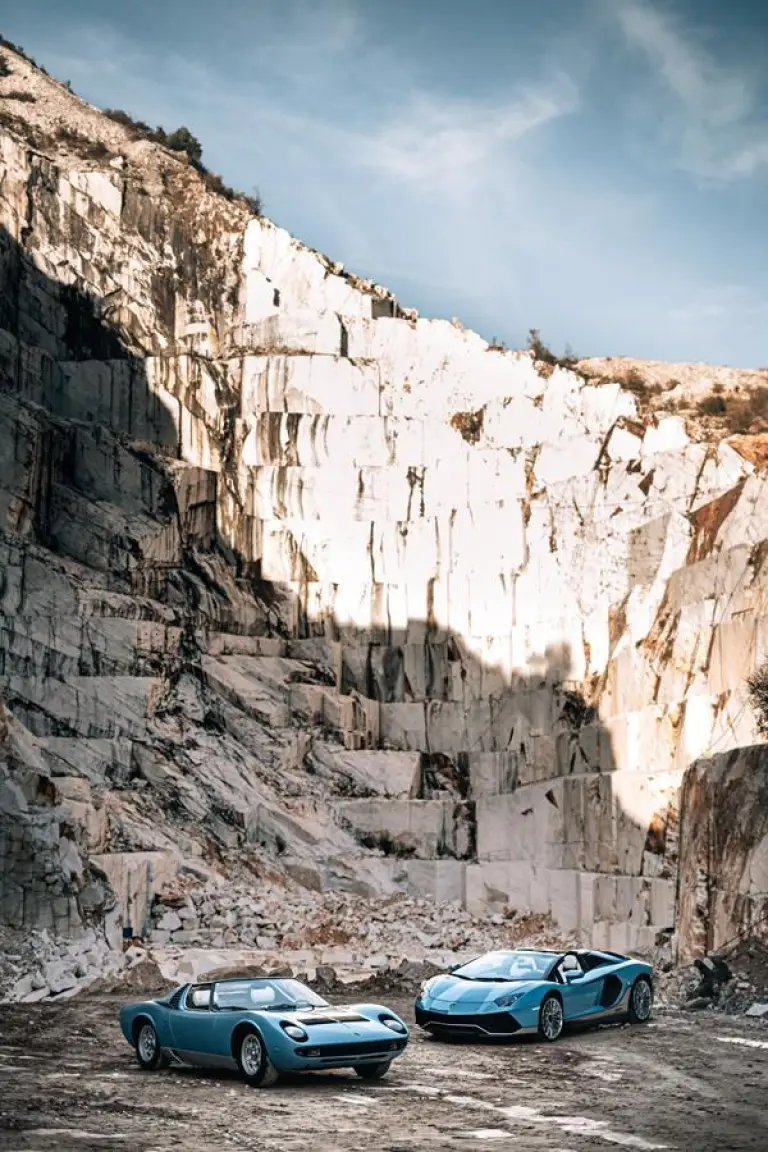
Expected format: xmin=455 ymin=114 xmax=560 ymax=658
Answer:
xmin=230 ymin=1019 xmax=264 ymax=1061
xmin=131 ymin=1013 xmax=156 ymax=1045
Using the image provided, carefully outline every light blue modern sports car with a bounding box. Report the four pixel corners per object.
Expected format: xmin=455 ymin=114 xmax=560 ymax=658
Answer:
xmin=414 ymin=948 xmax=654 ymax=1042
xmin=120 ymin=976 xmax=409 ymax=1087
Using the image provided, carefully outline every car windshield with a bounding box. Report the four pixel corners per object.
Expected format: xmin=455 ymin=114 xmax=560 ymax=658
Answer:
xmin=452 ymin=951 xmax=555 ymax=982
xmin=212 ymin=979 xmax=329 ymax=1012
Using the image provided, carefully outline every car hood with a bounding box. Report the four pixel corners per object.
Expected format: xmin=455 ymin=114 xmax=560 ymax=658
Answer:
xmin=425 ymin=976 xmax=538 ymax=1007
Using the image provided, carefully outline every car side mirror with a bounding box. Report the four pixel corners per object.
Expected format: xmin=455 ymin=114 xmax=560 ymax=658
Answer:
xmin=448 ymin=964 xmax=460 ymax=973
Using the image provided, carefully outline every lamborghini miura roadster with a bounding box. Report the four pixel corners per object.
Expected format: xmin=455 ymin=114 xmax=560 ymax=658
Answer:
xmin=414 ymin=948 xmax=654 ymax=1042
xmin=120 ymin=976 xmax=409 ymax=1086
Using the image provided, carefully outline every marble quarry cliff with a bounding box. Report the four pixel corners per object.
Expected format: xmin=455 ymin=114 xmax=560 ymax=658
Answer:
xmin=2 ymin=44 xmax=768 ymax=974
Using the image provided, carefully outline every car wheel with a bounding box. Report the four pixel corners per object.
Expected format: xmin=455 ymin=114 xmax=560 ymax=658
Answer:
xmin=354 ymin=1061 xmax=392 ymax=1080
xmin=538 ymin=993 xmax=564 ymax=1042
xmin=235 ymin=1028 xmax=279 ymax=1088
xmin=134 ymin=1021 xmax=169 ymax=1071
xmin=627 ymin=976 xmax=653 ymax=1024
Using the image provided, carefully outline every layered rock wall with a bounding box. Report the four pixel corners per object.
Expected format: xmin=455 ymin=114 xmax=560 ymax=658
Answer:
xmin=1 ymin=46 xmax=767 ymax=956
xmin=677 ymin=745 xmax=768 ymax=960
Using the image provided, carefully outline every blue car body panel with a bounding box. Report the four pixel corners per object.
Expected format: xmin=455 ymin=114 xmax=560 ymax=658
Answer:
xmin=119 ymin=978 xmax=409 ymax=1074
xmin=414 ymin=948 xmax=654 ymax=1038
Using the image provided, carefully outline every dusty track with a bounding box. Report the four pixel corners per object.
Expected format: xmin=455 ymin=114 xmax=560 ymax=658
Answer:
xmin=0 ymin=993 xmax=766 ymax=1151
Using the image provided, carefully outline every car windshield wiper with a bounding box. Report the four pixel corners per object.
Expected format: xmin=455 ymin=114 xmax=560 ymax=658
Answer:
xmin=455 ymin=975 xmax=529 ymax=982
xmin=262 ymin=1001 xmax=318 ymax=1012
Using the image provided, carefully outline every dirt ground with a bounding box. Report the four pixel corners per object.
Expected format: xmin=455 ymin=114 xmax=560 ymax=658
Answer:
xmin=0 ymin=990 xmax=766 ymax=1152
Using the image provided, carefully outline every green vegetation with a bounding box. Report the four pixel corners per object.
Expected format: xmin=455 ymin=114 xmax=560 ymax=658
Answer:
xmin=747 ymin=661 xmax=768 ymax=734
xmin=103 ymin=108 xmax=262 ymax=215
xmin=695 ymin=385 xmax=768 ymax=433
xmin=527 ymin=327 xmax=557 ymax=366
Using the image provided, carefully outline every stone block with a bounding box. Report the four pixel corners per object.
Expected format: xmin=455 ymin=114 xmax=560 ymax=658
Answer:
xmin=404 ymin=859 xmax=466 ymax=903
xmin=650 ymin=878 xmax=676 ymax=928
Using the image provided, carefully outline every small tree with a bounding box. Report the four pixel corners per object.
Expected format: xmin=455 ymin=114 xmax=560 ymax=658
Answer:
xmin=747 ymin=662 xmax=768 ymax=735
xmin=165 ymin=126 xmax=203 ymax=165
xmin=526 ymin=327 xmax=556 ymax=365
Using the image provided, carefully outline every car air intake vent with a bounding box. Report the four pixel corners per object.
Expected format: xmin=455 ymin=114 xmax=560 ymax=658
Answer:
xmin=300 ymin=1014 xmax=370 ymax=1026
xmin=167 ymin=988 xmax=185 ymax=1010
xmin=295 ymin=1039 xmax=407 ymax=1058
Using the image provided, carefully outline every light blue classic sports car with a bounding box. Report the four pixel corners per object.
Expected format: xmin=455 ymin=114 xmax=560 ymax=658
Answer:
xmin=120 ymin=976 xmax=409 ymax=1087
xmin=415 ymin=948 xmax=654 ymax=1042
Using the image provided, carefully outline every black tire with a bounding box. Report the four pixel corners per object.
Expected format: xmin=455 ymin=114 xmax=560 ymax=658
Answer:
xmin=354 ymin=1060 xmax=392 ymax=1080
xmin=537 ymin=993 xmax=564 ymax=1042
xmin=627 ymin=976 xmax=653 ymax=1024
xmin=134 ymin=1020 xmax=169 ymax=1071
xmin=235 ymin=1028 xmax=279 ymax=1088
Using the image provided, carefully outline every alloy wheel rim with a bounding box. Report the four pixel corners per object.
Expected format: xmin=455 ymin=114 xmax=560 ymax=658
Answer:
xmin=241 ymin=1035 xmax=263 ymax=1077
xmin=633 ymin=980 xmax=652 ymax=1020
xmin=542 ymin=999 xmax=563 ymax=1039
xmin=138 ymin=1025 xmax=157 ymax=1062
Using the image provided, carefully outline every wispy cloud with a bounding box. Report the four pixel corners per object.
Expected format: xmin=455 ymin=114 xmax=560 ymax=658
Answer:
xmin=609 ymin=0 xmax=768 ymax=179
xmin=351 ymin=79 xmax=579 ymax=193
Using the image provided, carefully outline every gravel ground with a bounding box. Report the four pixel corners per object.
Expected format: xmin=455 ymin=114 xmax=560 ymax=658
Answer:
xmin=0 ymin=991 xmax=767 ymax=1151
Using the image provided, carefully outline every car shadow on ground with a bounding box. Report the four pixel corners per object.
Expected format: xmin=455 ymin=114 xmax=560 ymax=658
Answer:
xmin=419 ymin=1018 xmax=638 ymax=1047
xmin=156 ymin=1063 xmax=405 ymax=1091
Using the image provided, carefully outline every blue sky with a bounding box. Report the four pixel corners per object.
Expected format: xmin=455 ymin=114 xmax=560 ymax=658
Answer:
xmin=3 ymin=0 xmax=768 ymax=366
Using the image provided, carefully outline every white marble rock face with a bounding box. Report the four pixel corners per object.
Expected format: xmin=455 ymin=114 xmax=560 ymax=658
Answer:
xmin=0 ymin=88 xmax=765 ymax=962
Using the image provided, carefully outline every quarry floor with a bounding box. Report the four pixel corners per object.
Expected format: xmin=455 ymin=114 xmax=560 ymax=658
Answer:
xmin=0 ymin=994 xmax=766 ymax=1152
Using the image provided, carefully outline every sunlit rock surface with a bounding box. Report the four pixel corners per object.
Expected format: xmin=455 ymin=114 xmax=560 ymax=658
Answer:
xmin=1 ymin=44 xmax=767 ymax=962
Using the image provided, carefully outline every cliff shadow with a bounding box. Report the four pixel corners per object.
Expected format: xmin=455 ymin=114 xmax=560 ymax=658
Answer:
xmin=0 ymin=222 xmax=188 ymax=569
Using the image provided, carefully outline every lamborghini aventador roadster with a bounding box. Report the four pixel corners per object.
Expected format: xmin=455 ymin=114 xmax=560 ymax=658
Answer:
xmin=414 ymin=947 xmax=654 ymax=1042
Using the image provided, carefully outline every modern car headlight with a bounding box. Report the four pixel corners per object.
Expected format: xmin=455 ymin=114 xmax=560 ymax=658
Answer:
xmin=378 ymin=1014 xmax=407 ymax=1034
xmin=281 ymin=1023 xmax=309 ymax=1042
xmin=418 ymin=977 xmax=439 ymax=999
xmin=494 ymin=990 xmax=525 ymax=1009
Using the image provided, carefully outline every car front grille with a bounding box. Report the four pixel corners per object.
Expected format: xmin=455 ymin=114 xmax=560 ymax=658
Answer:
xmin=415 ymin=1005 xmax=521 ymax=1036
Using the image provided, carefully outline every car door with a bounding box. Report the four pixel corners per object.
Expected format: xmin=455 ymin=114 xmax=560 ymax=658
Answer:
xmin=168 ymin=983 xmax=218 ymax=1064
xmin=557 ymin=957 xmax=596 ymax=1020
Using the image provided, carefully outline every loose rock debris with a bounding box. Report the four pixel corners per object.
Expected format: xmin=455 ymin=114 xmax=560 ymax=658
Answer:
xmin=658 ymin=936 xmax=768 ymax=1017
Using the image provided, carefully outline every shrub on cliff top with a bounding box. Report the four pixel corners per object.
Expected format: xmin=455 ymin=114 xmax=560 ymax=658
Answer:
xmin=164 ymin=125 xmax=203 ymax=164
xmin=747 ymin=662 xmax=768 ymax=735
xmin=0 ymin=51 xmax=11 ymax=77
xmin=527 ymin=327 xmax=557 ymax=366
xmin=697 ymin=393 xmax=727 ymax=416
xmin=103 ymin=107 xmax=262 ymax=215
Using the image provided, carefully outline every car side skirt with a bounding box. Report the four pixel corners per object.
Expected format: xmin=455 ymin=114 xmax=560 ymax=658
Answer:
xmin=163 ymin=1047 xmax=238 ymax=1070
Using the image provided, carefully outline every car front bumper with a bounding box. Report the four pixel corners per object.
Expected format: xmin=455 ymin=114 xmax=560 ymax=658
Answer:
xmin=414 ymin=1004 xmax=528 ymax=1037
xmin=284 ymin=1035 xmax=408 ymax=1070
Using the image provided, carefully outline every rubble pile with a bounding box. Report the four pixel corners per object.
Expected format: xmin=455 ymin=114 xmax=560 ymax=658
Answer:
xmin=148 ymin=881 xmax=574 ymax=963
xmin=0 ymin=924 xmax=124 ymax=1002
xmin=658 ymin=936 xmax=768 ymax=1017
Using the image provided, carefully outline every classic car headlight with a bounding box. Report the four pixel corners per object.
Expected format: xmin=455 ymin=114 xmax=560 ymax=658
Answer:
xmin=494 ymin=990 xmax=525 ymax=1009
xmin=281 ymin=1023 xmax=309 ymax=1042
xmin=379 ymin=1015 xmax=407 ymax=1034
